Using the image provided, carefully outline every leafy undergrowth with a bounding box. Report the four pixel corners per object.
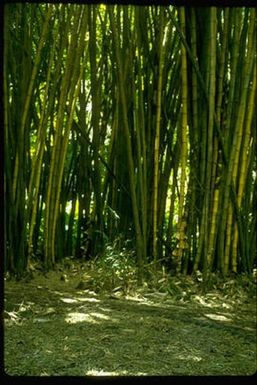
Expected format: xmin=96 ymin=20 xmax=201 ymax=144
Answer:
xmin=4 ymin=260 xmax=257 ymax=376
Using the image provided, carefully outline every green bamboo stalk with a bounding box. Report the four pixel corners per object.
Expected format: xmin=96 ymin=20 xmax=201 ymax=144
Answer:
xmin=193 ymin=9 xmax=212 ymax=273
xmin=231 ymin=32 xmax=256 ymax=270
xmin=49 ymin=8 xmax=87 ymax=264
xmin=132 ymin=32 xmax=147 ymax=262
xmin=27 ymin=16 xmax=59 ymax=263
xmin=109 ymin=6 xmax=144 ymax=273
xmin=166 ymin=143 xmax=179 ymax=268
xmin=207 ymin=8 xmax=229 ymax=227
xmin=12 ymin=6 xmax=52 ymax=203
xmin=204 ymin=7 xmax=217 ymax=275
xmin=3 ymin=5 xmax=14 ymax=270
xmin=176 ymin=7 xmax=188 ymax=271
xmin=137 ymin=20 xmax=148 ymax=262
xmin=224 ymin=9 xmax=241 ymax=156
xmin=89 ymin=5 xmax=104 ymax=241
xmin=44 ymin=6 xmax=83 ymax=265
xmin=221 ymin=8 xmax=255 ymax=274
xmin=153 ymin=8 xmax=166 ymax=263
xmin=185 ymin=8 xmax=199 ymax=273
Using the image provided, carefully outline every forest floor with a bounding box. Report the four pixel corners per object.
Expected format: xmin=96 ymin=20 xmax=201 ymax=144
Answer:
xmin=4 ymin=260 xmax=257 ymax=376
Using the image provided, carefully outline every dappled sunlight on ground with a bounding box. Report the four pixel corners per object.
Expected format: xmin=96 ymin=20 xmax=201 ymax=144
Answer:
xmin=61 ymin=296 xmax=101 ymax=304
xmin=65 ymin=311 xmax=111 ymax=324
xmin=204 ymin=313 xmax=232 ymax=322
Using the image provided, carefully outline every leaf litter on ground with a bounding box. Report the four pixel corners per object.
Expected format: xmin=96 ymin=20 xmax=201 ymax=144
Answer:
xmin=4 ymin=260 xmax=257 ymax=376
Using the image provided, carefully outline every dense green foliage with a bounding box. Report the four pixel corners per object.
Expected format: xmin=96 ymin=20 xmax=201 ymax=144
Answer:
xmin=4 ymin=5 xmax=256 ymax=278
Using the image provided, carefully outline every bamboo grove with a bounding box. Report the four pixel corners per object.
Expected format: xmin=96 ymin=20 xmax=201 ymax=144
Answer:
xmin=4 ymin=4 xmax=257 ymax=278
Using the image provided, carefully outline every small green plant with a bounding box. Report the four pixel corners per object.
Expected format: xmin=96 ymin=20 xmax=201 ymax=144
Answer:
xmin=94 ymin=236 xmax=137 ymax=293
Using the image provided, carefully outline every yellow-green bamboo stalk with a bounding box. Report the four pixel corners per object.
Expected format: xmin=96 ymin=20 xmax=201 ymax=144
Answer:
xmin=190 ymin=8 xmax=199 ymax=151
xmin=44 ymin=6 xmax=81 ymax=265
xmin=153 ymin=8 xmax=166 ymax=262
xmin=222 ymin=8 xmax=255 ymax=274
xmin=207 ymin=10 xmax=229 ymax=259
xmin=109 ymin=6 xmax=144 ymax=272
xmin=223 ymin=204 xmax=233 ymax=273
xmin=135 ymin=6 xmax=148 ymax=262
xmin=207 ymin=187 xmax=220 ymax=268
xmin=12 ymin=6 xmax=52 ymax=203
xmin=224 ymin=9 xmax=241 ymax=156
xmin=133 ymin=60 xmax=146 ymax=260
xmin=231 ymin=50 xmax=256 ymax=270
xmin=216 ymin=8 xmax=229 ymax=127
xmin=27 ymin=19 xmax=59 ymax=263
xmin=177 ymin=7 xmax=188 ymax=268
xmin=185 ymin=8 xmax=199 ymax=273
xmin=49 ymin=11 xmax=87 ymax=262
xmin=193 ymin=8 xmax=217 ymax=273
xmin=204 ymin=7 xmax=217 ymax=273
xmin=50 ymin=60 xmax=85 ymax=261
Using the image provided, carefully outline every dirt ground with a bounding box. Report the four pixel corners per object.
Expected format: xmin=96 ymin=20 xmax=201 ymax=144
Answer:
xmin=4 ymin=263 xmax=257 ymax=376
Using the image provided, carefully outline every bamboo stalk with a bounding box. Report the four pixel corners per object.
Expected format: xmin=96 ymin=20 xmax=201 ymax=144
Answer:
xmin=153 ymin=8 xmax=166 ymax=263
xmin=109 ymin=6 xmax=144 ymax=273
xmin=12 ymin=6 xmax=52 ymax=203
xmin=221 ymin=8 xmax=255 ymax=274
xmin=204 ymin=7 xmax=217 ymax=274
xmin=176 ymin=7 xmax=188 ymax=271
xmin=231 ymin=27 xmax=256 ymax=271
xmin=27 ymin=16 xmax=59 ymax=263
xmin=49 ymin=7 xmax=87 ymax=264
